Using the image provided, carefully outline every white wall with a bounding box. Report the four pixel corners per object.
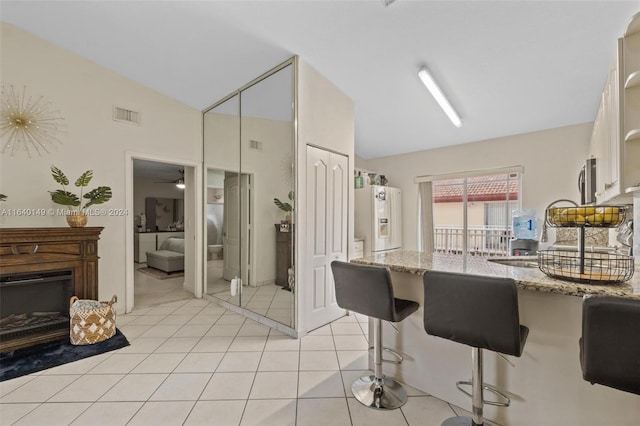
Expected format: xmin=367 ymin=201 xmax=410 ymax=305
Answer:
xmin=361 ymin=123 xmax=592 ymax=250
xmin=296 ymin=58 xmax=355 ymax=332
xmin=0 ymin=23 xmax=202 ymax=311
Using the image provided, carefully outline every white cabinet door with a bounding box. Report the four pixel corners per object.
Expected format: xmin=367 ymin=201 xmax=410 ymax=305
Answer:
xmin=304 ymin=145 xmax=348 ymax=331
xmin=137 ymin=233 xmax=156 ymax=263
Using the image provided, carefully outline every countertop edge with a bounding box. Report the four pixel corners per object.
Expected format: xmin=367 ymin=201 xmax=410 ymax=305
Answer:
xmin=351 ymin=251 xmax=640 ymax=300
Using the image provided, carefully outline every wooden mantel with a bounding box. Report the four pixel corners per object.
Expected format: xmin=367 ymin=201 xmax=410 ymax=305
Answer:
xmin=0 ymin=227 xmax=103 ymax=351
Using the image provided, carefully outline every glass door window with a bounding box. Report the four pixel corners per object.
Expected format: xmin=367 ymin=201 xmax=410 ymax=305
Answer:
xmin=432 ymin=172 xmax=520 ymax=256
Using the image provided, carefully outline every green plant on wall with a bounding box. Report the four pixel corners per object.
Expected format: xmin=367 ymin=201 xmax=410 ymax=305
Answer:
xmin=0 ymin=194 xmax=6 ymax=201
xmin=48 ymin=166 xmax=112 ymax=211
xmin=273 ymin=190 xmax=294 ymax=212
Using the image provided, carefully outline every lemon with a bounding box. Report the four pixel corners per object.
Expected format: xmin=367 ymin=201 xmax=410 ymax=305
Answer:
xmin=558 ymin=208 xmax=577 ymax=224
xmin=550 ymin=215 xmax=562 ymax=225
xmin=574 ymin=215 xmax=587 ymax=225
xmin=579 ymin=206 xmax=596 ymax=215
xmin=596 ymin=206 xmax=619 ymax=214
xmin=595 ymin=206 xmax=621 ymax=224
xmin=585 ymin=214 xmax=604 ymax=225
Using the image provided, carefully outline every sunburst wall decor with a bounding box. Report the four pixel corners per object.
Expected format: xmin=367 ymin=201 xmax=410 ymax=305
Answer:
xmin=0 ymin=84 xmax=66 ymax=157
xmin=280 ymin=151 xmax=294 ymax=186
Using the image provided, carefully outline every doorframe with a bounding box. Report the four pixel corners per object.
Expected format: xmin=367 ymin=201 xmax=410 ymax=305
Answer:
xmin=125 ymin=151 xmax=203 ymax=313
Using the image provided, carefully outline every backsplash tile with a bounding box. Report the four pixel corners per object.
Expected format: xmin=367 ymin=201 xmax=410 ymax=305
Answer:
xmin=555 ymin=227 xmax=609 ymax=247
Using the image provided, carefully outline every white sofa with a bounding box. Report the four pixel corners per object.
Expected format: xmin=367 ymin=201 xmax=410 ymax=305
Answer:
xmin=146 ymin=237 xmax=184 ymax=273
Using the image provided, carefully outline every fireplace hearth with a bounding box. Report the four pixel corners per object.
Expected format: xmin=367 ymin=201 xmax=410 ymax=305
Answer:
xmin=0 ymin=227 xmax=103 ymax=351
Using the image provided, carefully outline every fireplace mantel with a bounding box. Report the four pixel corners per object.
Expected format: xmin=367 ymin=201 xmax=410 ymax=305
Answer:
xmin=0 ymin=227 xmax=103 ymax=351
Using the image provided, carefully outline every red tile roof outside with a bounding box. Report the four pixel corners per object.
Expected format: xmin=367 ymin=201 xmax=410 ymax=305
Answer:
xmin=433 ymin=174 xmax=519 ymax=203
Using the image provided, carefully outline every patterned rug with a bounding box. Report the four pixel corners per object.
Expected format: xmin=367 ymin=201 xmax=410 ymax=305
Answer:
xmin=137 ymin=267 xmax=184 ymax=280
xmin=0 ymin=329 xmax=129 ymax=381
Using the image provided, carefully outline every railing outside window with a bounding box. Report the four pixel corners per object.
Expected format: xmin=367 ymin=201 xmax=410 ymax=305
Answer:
xmin=434 ymin=225 xmax=512 ymax=256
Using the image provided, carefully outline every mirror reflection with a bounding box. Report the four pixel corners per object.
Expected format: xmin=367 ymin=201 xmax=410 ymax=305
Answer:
xmin=239 ymin=64 xmax=294 ymax=325
xmin=203 ymin=62 xmax=295 ymax=328
xmin=204 ymin=95 xmax=241 ymax=306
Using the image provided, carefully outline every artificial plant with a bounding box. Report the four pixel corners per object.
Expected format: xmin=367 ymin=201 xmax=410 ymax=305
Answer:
xmin=48 ymin=165 xmax=112 ymax=211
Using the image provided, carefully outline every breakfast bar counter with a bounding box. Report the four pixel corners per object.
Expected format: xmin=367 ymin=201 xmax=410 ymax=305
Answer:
xmin=351 ymin=251 xmax=639 ymax=425
xmin=352 ymin=250 xmax=640 ymax=299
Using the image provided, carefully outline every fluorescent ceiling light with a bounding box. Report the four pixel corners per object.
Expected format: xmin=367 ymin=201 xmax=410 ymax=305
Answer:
xmin=418 ymin=66 xmax=462 ymax=128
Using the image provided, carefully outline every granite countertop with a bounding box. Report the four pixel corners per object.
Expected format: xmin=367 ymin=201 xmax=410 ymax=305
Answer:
xmin=351 ymin=250 xmax=640 ymax=300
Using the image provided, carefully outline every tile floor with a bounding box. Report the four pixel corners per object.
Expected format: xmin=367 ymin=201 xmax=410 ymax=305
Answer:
xmin=209 ymin=283 xmax=294 ymax=327
xmin=134 ymin=264 xmax=192 ymax=307
xmin=0 ymin=298 xmax=470 ymax=426
xmin=206 ymin=258 xmax=294 ymax=327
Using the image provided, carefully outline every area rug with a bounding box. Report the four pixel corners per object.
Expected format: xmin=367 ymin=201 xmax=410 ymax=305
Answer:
xmin=0 ymin=329 xmax=129 ymax=382
xmin=137 ymin=267 xmax=184 ymax=280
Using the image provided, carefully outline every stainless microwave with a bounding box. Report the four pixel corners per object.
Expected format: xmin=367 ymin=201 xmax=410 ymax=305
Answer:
xmin=579 ymin=158 xmax=597 ymax=204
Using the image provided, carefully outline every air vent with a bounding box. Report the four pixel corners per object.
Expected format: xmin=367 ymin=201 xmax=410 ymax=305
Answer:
xmin=113 ymin=106 xmax=141 ymax=125
xmin=249 ymin=140 xmax=262 ymax=151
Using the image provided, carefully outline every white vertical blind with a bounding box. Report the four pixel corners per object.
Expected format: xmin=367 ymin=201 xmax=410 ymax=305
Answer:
xmin=418 ymin=181 xmax=434 ymax=254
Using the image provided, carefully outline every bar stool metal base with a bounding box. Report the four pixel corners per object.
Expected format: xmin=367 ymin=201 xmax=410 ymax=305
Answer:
xmin=442 ymin=416 xmax=493 ymax=426
xmin=352 ymin=375 xmax=408 ymax=410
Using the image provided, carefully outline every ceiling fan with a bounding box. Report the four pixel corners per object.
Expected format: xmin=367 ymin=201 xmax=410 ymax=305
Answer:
xmin=154 ymin=169 xmax=185 ymax=189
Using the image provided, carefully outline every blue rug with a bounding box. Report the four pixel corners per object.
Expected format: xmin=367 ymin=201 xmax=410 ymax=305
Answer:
xmin=0 ymin=329 xmax=129 ymax=381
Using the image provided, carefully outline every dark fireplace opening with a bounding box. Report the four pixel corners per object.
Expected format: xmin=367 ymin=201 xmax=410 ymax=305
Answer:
xmin=0 ymin=269 xmax=74 ymax=343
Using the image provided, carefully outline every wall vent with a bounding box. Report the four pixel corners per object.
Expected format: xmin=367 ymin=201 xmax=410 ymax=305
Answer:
xmin=113 ymin=106 xmax=141 ymax=125
xmin=249 ymin=140 xmax=262 ymax=151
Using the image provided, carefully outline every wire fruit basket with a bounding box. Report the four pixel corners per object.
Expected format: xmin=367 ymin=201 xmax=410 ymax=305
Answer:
xmin=540 ymin=201 xmax=633 ymax=284
xmin=537 ymin=250 xmax=634 ymax=284
xmin=546 ymin=205 xmax=627 ymax=227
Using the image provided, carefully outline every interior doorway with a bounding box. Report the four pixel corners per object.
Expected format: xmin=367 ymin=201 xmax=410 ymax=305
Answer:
xmin=132 ymin=159 xmax=191 ymax=307
xmin=125 ymin=152 xmax=202 ymax=313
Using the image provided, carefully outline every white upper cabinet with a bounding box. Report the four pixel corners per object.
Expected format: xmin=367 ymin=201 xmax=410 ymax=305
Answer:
xmin=591 ymin=12 xmax=640 ymax=204
xmin=623 ymin=14 xmax=640 ymax=143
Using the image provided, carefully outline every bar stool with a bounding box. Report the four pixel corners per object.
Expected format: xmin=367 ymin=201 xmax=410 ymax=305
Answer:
xmin=580 ymin=295 xmax=640 ymax=395
xmin=422 ymin=270 xmax=529 ymax=426
xmin=331 ymin=260 xmax=419 ymax=410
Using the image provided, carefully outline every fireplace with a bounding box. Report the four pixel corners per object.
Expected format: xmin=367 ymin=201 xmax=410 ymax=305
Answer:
xmin=1 ymin=269 xmax=74 ymax=345
xmin=0 ymin=227 xmax=102 ymax=351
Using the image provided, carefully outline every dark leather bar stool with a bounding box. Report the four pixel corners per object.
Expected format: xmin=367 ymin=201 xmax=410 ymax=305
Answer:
xmin=580 ymin=295 xmax=640 ymax=395
xmin=331 ymin=260 xmax=419 ymax=410
xmin=423 ymin=270 xmax=529 ymax=426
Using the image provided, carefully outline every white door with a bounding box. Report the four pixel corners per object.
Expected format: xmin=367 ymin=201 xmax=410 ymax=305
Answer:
xmin=223 ymin=175 xmax=250 ymax=283
xmin=305 ymin=145 xmax=348 ymax=331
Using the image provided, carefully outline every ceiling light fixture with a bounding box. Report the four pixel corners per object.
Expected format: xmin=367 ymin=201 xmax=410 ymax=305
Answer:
xmin=176 ymin=180 xmax=185 ymax=189
xmin=418 ymin=66 xmax=462 ymax=128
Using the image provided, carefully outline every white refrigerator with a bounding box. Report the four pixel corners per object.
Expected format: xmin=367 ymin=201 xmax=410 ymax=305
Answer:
xmin=355 ymin=185 xmax=402 ymax=256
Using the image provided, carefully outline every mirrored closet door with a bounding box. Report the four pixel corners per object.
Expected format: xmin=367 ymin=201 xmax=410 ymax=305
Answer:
xmin=203 ymin=94 xmax=241 ymax=306
xmin=203 ymin=60 xmax=295 ymax=328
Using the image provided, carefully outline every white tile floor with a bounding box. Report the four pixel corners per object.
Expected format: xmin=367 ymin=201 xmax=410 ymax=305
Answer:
xmin=0 ymin=298 xmax=470 ymax=426
xmin=208 ymin=277 xmax=294 ymax=328
xmin=134 ymin=263 xmax=192 ymax=307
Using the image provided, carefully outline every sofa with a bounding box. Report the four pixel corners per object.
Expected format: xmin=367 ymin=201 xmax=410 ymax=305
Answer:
xmin=146 ymin=237 xmax=184 ymax=273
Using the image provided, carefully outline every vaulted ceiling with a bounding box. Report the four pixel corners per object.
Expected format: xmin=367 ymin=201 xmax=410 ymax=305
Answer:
xmin=2 ymin=1 xmax=638 ymax=159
